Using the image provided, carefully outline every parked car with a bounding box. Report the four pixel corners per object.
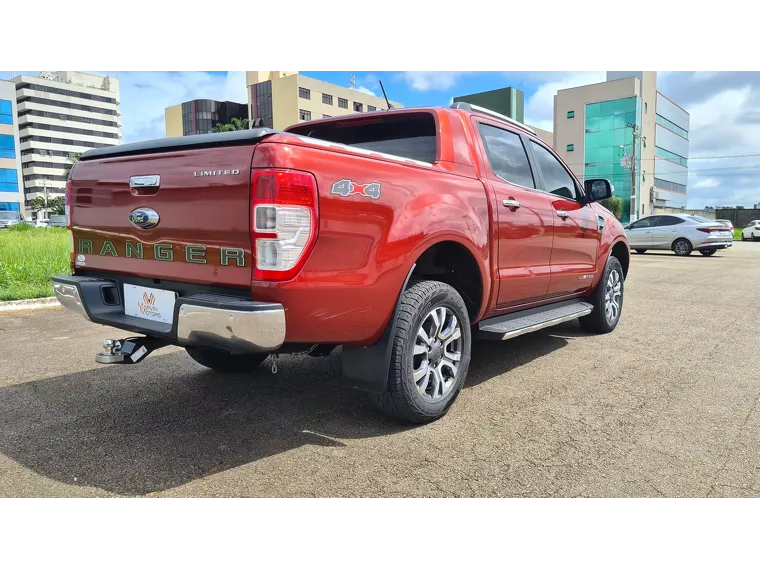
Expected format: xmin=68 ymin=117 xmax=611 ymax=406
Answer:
xmin=0 ymin=211 xmax=23 ymax=228
xmin=625 ymin=214 xmax=733 ymax=256
xmin=48 ymin=214 xmax=68 ymax=228
xmin=33 ymin=219 xmax=50 ymax=228
xmin=740 ymin=220 xmax=760 ymax=241
xmin=715 ymin=219 xmax=734 ymax=232
xmin=52 ymin=102 xmax=630 ymax=424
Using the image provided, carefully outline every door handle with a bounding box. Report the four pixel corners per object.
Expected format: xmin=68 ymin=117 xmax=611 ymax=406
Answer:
xmin=557 ymin=210 xmax=570 ymax=220
xmin=503 ymin=199 xmax=521 ymax=210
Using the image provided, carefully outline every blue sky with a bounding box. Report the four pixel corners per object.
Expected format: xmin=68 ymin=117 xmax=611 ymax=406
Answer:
xmin=3 ymin=70 xmax=760 ymax=208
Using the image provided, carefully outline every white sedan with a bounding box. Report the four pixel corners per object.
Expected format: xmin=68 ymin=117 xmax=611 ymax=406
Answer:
xmin=741 ymin=220 xmax=760 ymax=241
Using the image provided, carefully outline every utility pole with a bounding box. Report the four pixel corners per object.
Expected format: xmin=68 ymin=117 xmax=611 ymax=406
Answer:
xmin=621 ymin=123 xmax=644 ymax=221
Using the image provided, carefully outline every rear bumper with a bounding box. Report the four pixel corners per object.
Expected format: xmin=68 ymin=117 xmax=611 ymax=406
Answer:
xmin=52 ymin=275 xmax=285 ymax=354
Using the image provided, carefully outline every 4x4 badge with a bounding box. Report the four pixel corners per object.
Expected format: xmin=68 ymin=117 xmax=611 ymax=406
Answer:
xmin=331 ymin=179 xmax=381 ymax=200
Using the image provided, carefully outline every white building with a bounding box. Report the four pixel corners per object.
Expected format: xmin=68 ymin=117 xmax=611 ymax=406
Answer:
xmin=10 ymin=71 xmax=121 ymax=218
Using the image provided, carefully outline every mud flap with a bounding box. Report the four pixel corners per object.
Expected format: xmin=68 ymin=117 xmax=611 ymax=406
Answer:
xmin=340 ymin=264 xmax=416 ymax=394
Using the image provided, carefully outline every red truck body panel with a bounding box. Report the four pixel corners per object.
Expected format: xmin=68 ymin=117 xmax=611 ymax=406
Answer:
xmin=68 ymin=106 xmax=628 ymax=348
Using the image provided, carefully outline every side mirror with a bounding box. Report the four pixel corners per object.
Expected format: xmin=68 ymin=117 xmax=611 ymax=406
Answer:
xmin=623 ymin=225 xmax=630 ymax=230
xmin=584 ymin=179 xmax=613 ymax=202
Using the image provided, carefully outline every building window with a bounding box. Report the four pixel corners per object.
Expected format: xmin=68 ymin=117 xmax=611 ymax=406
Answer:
xmin=322 ymin=94 xmax=333 ymax=105
xmin=566 ymin=144 xmax=574 ymax=151
xmin=368 ymin=105 xmax=376 ymax=112
xmin=299 ymin=109 xmax=312 ymax=121
xmin=644 ymin=102 xmax=648 ymax=114
xmin=299 ymin=87 xmax=310 ymax=100
xmin=0 ymin=134 xmax=15 ymax=159
xmin=655 ymin=114 xmax=688 ymax=139
xmin=567 ymin=111 xmax=575 ymax=118
xmin=354 ymin=102 xmax=363 ymax=112
xmin=655 ymin=146 xmax=688 ymax=167
xmin=338 ymin=98 xmax=348 ymax=109
xmin=0 ymin=99 xmax=13 ymax=125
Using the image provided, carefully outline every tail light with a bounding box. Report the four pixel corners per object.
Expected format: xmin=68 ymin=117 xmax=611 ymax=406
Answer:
xmin=64 ymin=180 xmax=74 ymax=265
xmin=755 ymin=226 xmax=760 ymax=231
xmin=251 ymin=169 xmax=318 ymax=281
xmin=697 ymin=227 xmax=727 ymax=233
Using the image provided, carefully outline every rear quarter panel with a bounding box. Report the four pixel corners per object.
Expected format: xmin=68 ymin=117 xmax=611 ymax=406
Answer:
xmin=250 ymin=137 xmax=491 ymax=345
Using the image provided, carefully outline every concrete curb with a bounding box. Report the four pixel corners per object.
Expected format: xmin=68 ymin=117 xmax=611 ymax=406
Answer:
xmin=0 ymin=297 xmax=61 ymax=312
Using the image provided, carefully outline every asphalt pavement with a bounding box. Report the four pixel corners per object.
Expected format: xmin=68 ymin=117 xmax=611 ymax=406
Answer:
xmin=1 ymin=242 xmax=758 ymax=497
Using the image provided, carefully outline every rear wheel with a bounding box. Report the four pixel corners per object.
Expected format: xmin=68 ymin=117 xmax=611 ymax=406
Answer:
xmin=186 ymin=346 xmax=270 ymax=373
xmin=673 ymin=238 xmax=693 ymax=256
xmin=634 ymin=249 xmax=647 ymax=254
xmin=700 ymin=249 xmax=716 ymax=256
xmin=579 ymin=255 xmax=624 ymax=334
xmin=368 ymin=280 xmax=472 ymax=424
xmin=753 ymin=234 xmax=758 ymax=242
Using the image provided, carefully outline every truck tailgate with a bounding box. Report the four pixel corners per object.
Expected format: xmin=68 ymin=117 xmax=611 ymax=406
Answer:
xmin=71 ymin=145 xmax=255 ymax=288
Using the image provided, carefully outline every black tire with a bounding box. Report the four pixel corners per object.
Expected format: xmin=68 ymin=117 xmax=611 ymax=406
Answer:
xmin=185 ymin=346 xmax=270 ymax=373
xmin=673 ymin=238 xmax=693 ymax=256
xmin=579 ymin=255 xmax=624 ymax=334
xmin=753 ymin=234 xmax=758 ymax=242
xmin=634 ymin=249 xmax=647 ymax=254
xmin=700 ymin=249 xmax=716 ymax=256
xmin=368 ymin=280 xmax=472 ymax=424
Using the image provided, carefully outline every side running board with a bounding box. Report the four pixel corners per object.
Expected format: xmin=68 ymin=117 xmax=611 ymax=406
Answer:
xmin=477 ymin=300 xmax=593 ymax=341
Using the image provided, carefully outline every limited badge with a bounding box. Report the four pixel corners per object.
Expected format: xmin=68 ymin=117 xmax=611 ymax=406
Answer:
xmin=331 ymin=179 xmax=381 ymax=200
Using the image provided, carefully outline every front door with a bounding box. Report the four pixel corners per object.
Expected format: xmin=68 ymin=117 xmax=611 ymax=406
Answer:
xmin=626 ymin=216 xmax=656 ymax=248
xmin=526 ymin=140 xmax=600 ymax=297
xmin=473 ymin=120 xmax=555 ymax=307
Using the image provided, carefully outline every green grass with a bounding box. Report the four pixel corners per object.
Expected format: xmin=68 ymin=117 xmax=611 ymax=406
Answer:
xmin=0 ymin=225 xmax=71 ymax=301
xmin=734 ymin=228 xmax=743 ymax=241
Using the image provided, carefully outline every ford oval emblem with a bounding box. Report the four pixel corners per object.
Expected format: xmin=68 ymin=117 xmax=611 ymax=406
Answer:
xmin=129 ymin=207 xmax=160 ymax=229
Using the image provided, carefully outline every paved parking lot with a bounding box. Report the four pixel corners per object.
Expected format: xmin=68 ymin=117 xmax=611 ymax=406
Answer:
xmin=1 ymin=242 xmax=759 ymax=497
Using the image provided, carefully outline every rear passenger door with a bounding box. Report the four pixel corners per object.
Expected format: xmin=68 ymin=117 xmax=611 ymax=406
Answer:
xmin=526 ymin=140 xmax=600 ymax=297
xmin=473 ymin=120 xmax=555 ymax=308
xmin=651 ymin=215 xmax=685 ymax=247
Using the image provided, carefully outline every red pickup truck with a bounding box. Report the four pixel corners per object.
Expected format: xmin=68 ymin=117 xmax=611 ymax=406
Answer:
xmin=53 ymin=102 xmax=629 ymax=423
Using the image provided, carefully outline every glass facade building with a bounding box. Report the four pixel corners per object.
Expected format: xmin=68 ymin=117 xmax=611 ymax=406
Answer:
xmin=181 ymin=99 xmax=249 ymax=135
xmin=0 ymin=85 xmax=22 ymax=214
xmin=584 ymin=96 xmax=642 ymax=225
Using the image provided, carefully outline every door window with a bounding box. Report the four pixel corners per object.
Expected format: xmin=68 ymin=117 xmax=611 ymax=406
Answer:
xmin=529 ymin=141 xmax=578 ymax=200
xmin=477 ymin=123 xmax=536 ymax=189
xmin=658 ymin=216 xmax=685 ymax=226
xmin=629 ymin=217 xmax=656 ymax=229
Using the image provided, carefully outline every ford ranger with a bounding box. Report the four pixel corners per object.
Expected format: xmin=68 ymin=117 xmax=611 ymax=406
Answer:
xmin=53 ymin=102 xmax=630 ymax=424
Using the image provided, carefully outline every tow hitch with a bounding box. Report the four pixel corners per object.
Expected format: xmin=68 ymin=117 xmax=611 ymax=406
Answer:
xmin=95 ymin=337 xmax=167 ymax=365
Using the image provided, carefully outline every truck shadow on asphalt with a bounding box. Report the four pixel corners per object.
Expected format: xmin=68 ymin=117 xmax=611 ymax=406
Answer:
xmin=0 ymin=326 xmax=574 ymax=496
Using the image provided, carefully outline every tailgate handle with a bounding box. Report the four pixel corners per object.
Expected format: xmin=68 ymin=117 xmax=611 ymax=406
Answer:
xmin=130 ymin=175 xmax=161 ymax=188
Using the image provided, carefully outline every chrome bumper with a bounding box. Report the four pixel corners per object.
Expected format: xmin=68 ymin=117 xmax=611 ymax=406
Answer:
xmin=52 ymin=275 xmax=285 ymax=354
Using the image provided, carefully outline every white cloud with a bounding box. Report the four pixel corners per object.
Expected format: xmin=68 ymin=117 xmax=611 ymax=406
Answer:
xmin=693 ymin=178 xmax=720 ymax=188
xmin=355 ymin=86 xmax=376 ymax=96
xmin=399 ymin=71 xmax=471 ymax=91
xmin=524 ymin=71 xmax=604 ymax=132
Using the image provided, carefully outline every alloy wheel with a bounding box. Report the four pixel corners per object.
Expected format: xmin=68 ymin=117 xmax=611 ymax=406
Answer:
xmin=413 ymin=307 xmax=462 ymax=401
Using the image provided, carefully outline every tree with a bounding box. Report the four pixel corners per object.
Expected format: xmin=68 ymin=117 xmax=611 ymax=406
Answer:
xmin=212 ymin=117 xmax=250 ymax=133
xmin=27 ymin=196 xmax=65 ymax=216
xmin=600 ymin=195 xmax=624 ymax=220
xmin=63 ymin=152 xmax=83 ymax=179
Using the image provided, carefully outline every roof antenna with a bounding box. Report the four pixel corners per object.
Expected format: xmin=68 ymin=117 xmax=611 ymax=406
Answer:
xmin=379 ymin=80 xmax=393 ymax=110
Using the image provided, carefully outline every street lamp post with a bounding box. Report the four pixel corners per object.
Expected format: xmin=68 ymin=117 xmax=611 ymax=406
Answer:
xmin=620 ymin=123 xmax=644 ymax=222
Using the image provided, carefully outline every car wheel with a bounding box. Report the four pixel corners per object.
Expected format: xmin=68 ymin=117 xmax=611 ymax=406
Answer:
xmin=185 ymin=346 xmax=270 ymax=373
xmin=700 ymin=249 xmax=716 ymax=256
xmin=579 ymin=255 xmax=624 ymax=334
xmin=673 ymin=238 xmax=693 ymax=256
xmin=753 ymin=234 xmax=758 ymax=242
xmin=368 ymin=280 xmax=472 ymax=424
xmin=634 ymin=249 xmax=647 ymax=254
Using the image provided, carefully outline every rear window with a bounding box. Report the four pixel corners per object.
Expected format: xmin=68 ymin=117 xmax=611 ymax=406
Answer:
xmin=287 ymin=112 xmax=437 ymax=163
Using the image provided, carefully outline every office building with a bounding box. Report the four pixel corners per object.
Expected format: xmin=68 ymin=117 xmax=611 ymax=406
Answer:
xmin=554 ymin=71 xmax=689 ymax=224
xmin=246 ymin=72 xmax=403 ymax=131
xmin=165 ymin=99 xmax=248 ymax=137
xmin=453 ymin=86 xmax=525 ymax=123
xmin=0 ymin=80 xmax=23 ymax=215
xmin=10 ymin=71 xmax=121 ymax=218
